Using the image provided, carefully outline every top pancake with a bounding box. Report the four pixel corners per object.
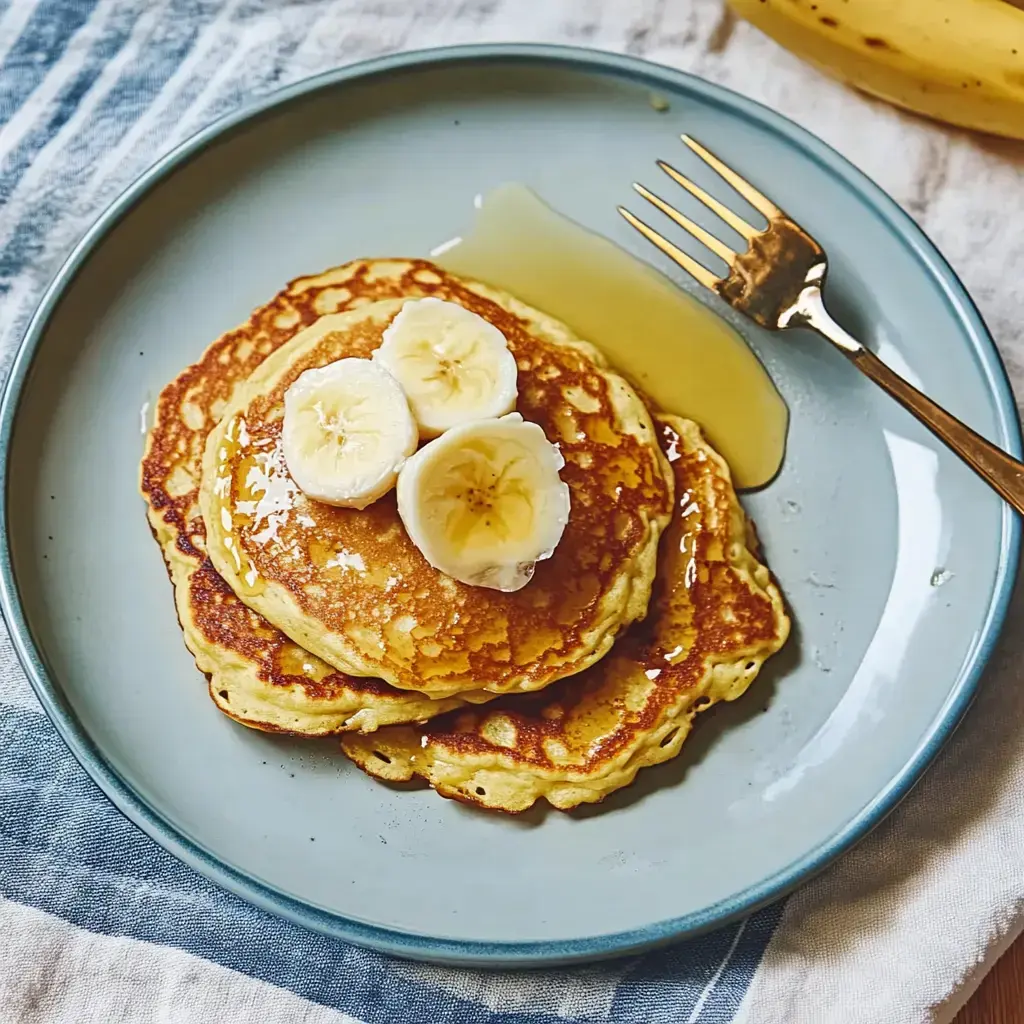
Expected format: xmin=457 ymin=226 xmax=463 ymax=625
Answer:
xmin=341 ymin=416 xmax=790 ymax=812
xmin=200 ymin=277 xmax=675 ymax=698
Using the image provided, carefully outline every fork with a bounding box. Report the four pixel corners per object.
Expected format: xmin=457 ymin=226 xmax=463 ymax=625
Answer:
xmin=619 ymin=135 xmax=1024 ymax=514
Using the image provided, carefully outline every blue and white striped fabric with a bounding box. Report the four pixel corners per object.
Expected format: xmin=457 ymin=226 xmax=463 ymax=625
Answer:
xmin=3 ymin=700 xmax=784 ymax=1023
xmin=3 ymin=3 xmax=1024 ymax=1022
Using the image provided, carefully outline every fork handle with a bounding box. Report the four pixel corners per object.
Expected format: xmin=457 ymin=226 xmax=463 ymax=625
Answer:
xmin=798 ymin=288 xmax=1024 ymax=516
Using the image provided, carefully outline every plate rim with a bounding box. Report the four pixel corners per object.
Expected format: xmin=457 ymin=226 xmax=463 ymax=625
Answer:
xmin=1 ymin=42 xmax=1019 ymax=967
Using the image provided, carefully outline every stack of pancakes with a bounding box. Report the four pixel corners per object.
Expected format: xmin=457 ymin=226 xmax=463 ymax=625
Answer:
xmin=141 ymin=259 xmax=789 ymax=813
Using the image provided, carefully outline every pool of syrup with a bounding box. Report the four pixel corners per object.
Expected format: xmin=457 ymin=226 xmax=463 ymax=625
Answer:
xmin=435 ymin=184 xmax=787 ymax=490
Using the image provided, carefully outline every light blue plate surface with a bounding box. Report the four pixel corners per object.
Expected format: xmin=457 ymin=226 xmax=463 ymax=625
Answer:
xmin=0 ymin=45 xmax=1019 ymax=966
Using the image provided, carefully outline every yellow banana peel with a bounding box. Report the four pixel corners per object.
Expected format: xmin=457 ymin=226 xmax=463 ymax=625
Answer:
xmin=728 ymin=0 xmax=1024 ymax=139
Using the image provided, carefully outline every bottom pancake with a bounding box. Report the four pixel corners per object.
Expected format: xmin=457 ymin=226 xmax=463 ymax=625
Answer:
xmin=342 ymin=416 xmax=789 ymax=812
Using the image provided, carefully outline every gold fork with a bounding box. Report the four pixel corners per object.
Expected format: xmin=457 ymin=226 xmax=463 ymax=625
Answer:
xmin=619 ymin=135 xmax=1024 ymax=513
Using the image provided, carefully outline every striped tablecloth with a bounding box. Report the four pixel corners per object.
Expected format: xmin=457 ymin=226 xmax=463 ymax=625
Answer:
xmin=3 ymin=2 xmax=1024 ymax=1022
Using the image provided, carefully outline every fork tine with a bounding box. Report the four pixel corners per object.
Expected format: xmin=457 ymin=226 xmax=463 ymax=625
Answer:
xmin=632 ymin=182 xmax=736 ymax=264
xmin=657 ymin=160 xmax=757 ymax=240
xmin=680 ymin=135 xmax=781 ymax=220
xmin=617 ymin=206 xmax=720 ymax=290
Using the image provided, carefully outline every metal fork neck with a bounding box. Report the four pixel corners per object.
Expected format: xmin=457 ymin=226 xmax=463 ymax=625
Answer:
xmin=787 ymin=285 xmax=1024 ymax=515
xmin=783 ymin=286 xmax=863 ymax=354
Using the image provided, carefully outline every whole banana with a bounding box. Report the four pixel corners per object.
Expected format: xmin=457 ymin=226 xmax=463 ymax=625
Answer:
xmin=728 ymin=0 xmax=1024 ymax=139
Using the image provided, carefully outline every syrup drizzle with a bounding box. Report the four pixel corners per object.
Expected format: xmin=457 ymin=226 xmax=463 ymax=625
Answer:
xmin=436 ymin=183 xmax=787 ymax=489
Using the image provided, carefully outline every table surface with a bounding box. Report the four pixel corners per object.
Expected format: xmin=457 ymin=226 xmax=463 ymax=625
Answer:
xmin=957 ymin=936 xmax=1024 ymax=1023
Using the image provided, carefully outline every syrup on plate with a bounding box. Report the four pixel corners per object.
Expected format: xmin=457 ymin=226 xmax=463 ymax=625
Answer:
xmin=435 ymin=183 xmax=787 ymax=490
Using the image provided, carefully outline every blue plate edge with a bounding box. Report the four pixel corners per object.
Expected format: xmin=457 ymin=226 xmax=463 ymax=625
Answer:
xmin=0 ymin=42 xmax=1017 ymax=967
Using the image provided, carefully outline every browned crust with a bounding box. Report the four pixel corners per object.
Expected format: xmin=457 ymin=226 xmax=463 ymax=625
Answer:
xmin=207 ymin=280 xmax=673 ymax=694
xmin=142 ymin=258 xmax=671 ymax=716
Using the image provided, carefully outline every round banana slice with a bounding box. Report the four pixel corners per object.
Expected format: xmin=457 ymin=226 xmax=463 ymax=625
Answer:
xmin=282 ymin=358 xmax=418 ymax=509
xmin=396 ymin=413 xmax=571 ymax=592
xmin=373 ymin=297 xmax=518 ymax=438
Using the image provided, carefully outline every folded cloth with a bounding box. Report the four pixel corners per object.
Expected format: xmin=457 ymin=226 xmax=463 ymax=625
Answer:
xmin=2 ymin=2 xmax=1023 ymax=1022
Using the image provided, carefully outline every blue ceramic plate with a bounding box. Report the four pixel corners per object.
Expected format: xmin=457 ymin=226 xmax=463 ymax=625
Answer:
xmin=0 ymin=45 xmax=1019 ymax=966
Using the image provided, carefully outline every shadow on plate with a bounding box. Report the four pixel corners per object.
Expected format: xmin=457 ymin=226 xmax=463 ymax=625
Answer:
xmin=235 ymin=609 xmax=802 ymax=824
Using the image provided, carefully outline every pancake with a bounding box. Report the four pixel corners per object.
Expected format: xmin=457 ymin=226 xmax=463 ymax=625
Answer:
xmin=199 ymin=285 xmax=675 ymax=699
xmin=142 ymin=260 xmax=506 ymax=734
xmin=341 ymin=416 xmax=790 ymax=812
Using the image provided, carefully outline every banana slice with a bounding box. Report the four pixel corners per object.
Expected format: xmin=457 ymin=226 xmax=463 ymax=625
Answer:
xmin=397 ymin=413 xmax=571 ymax=592
xmin=282 ymin=358 xmax=418 ymax=509
xmin=373 ymin=297 xmax=518 ymax=438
